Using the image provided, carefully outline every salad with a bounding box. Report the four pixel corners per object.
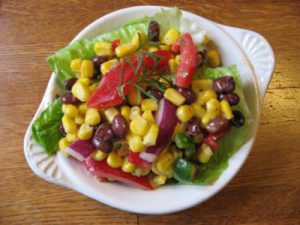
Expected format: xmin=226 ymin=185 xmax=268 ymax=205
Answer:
xmin=32 ymin=8 xmax=251 ymax=190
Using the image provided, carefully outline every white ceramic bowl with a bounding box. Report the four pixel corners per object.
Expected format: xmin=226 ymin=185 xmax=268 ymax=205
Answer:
xmin=24 ymin=6 xmax=275 ymax=214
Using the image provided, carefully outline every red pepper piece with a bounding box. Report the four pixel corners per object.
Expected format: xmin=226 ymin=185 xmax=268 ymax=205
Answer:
xmin=111 ymin=39 xmax=120 ymax=51
xmin=87 ymin=50 xmax=171 ymax=109
xmin=174 ymin=33 xmax=198 ymax=88
xmin=203 ymin=134 xmax=218 ymax=151
xmin=128 ymin=150 xmax=150 ymax=168
xmin=84 ymin=156 xmax=153 ymax=190
xmin=171 ymin=41 xmax=180 ymax=54
xmin=203 ymin=127 xmax=230 ymax=151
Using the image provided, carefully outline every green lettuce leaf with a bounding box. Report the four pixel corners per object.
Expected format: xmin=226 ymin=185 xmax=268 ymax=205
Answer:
xmin=194 ymin=65 xmax=252 ymax=184
xmin=31 ymin=99 xmax=64 ymax=155
xmin=47 ymin=8 xmax=182 ymax=86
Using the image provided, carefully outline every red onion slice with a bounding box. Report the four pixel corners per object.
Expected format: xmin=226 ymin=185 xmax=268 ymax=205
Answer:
xmin=139 ymin=98 xmax=178 ymax=162
xmin=66 ymin=139 xmax=95 ymax=161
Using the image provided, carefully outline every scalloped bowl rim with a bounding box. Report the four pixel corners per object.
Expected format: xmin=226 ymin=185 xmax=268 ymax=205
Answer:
xmin=26 ymin=6 xmax=265 ymax=214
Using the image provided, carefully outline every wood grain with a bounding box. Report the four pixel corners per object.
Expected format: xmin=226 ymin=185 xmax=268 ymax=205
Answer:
xmin=0 ymin=0 xmax=299 ymax=224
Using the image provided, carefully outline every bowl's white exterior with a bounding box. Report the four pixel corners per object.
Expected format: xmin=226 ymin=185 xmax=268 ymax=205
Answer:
xmin=24 ymin=6 xmax=275 ymax=214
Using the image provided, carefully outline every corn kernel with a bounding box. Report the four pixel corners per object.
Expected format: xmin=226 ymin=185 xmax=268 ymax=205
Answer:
xmin=196 ymin=89 xmax=217 ymax=106
xmin=115 ymin=44 xmax=136 ymax=58
xmin=172 ymin=148 xmax=183 ymax=159
xmin=198 ymin=143 xmax=213 ymax=163
xmin=201 ymin=112 xmax=211 ymax=126
xmin=128 ymin=88 xmax=142 ymax=106
xmin=125 ymin=130 xmax=135 ymax=141
xmin=80 ymin=60 xmax=94 ymax=78
xmin=89 ymin=84 xmax=97 ymax=93
xmin=62 ymin=115 xmax=77 ymax=134
xmin=106 ymin=151 xmax=123 ymax=168
xmin=94 ymin=41 xmax=114 ymax=56
xmin=104 ymin=107 xmax=119 ymax=123
xmin=220 ymin=100 xmax=234 ymax=119
xmin=158 ymin=76 xmax=169 ymax=86
xmin=121 ymin=106 xmax=131 ymax=122
xmin=175 ymin=55 xmax=180 ymax=65
xmin=92 ymin=150 xmax=107 ymax=161
xmin=78 ymin=77 xmax=90 ymax=86
xmin=71 ymin=81 xmax=90 ymax=102
xmin=159 ymin=44 xmax=171 ymax=51
xmin=142 ymin=110 xmax=155 ymax=123
xmin=206 ymin=99 xmax=221 ymax=119
xmin=74 ymin=115 xmax=84 ymax=125
xmin=148 ymin=47 xmax=159 ymax=52
xmin=163 ymin=28 xmax=180 ymax=45
xmin=100 ymin=59 xmax=118 ymax=75
xmin=78 ymin=103 xmax=87 ymax=116
xmin=70 ymin=58 xmax=82 ymax=73
xmin=168 ymin=58 xmax=177 ymax=73
xmin=58 ymin=137 xmax=70 ymax=152
xmin=176 ymin=105 xmax=194 ymax=123
xmin=134 ymin=167 xmax=151 ymax=177
xmin=66 ymin=133 xmax=77 ymax=143
xmin=77 ymin=123 xmax=93 ymax=140
xmin=129 ymin=106 xmax=141 ymax=120
xmin=191 ymin=103 xmax=206 ymax=119
xmin=130 ymin=116 xmax=149 ymax=136
xmin=129 ymin=136 xmax=146 ymax=153
xmin=191 ymin=79 xmax=213 ymax=94
xmin=141 ymin=98 xmax=158 ymax=111
xmin=156 ymin=152 xmax=174 ymax=177
xmin=164 ymin=88 xmax=185 ymax=106
xmin=62 ymin=104 xmax=78 ymax=118
xmin=85 ymin=108 xmax=101 ymax=126
xmin=172 ymin=123 xmax=187 ymax=140
xmin=151 ymin=163 xmax=160 ymax=175
xmin=151 ymin=174 xmax=167 ymax=187
xmin=143 ymin=124 xmax=159 ymax=146
xmin=131 ymin=30 xmax=147 ymax=48
xmin=116 ymin=143 xmax=129 ymax=157
xmin=203 ymin=35 xmax=211 ymax=45
xmin=207 ymin=50 xmax=221 ymax=67
xmin=121 ymin=157 xmax=136 ymax=173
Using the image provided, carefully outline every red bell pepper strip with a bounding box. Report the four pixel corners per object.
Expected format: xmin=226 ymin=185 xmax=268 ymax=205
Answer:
xmin=84 ymin=156 xmax=153 ymax=190
xmin=87 ymin=50 xmax=171 ymax=108
xmin=174 ymin=33 xmax=198 ymax=88
xmin=203 ymin=127 xmax=230 ymax=151
xmin=128 ymin=150 xmax=150 ymax=168
xmin=203 ymin=135 xmax=218 ymax=151
xmin=171 ymin=41 xmax=180 ymax=54
xmin=111 ymin=39 xmax=120 ymax=51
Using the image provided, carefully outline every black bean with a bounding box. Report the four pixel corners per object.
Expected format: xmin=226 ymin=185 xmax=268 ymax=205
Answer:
xmin=187 ymin=117 xmax=202 ymax=136
xmin=206 ymin=116 xmax=229 ymax=134
xmin=148 ymin=21 xmax=160 ymax=42
xmin=197 ymin=51 xmax=207 ymax=67
xmin=59 ymin=124 xmax=66 ymax=137
xmin=231 ymin=110 xmax=245 ymax=127
xmin=93 ymin=122 xmax=114 ymax=142
xmin=213 ymin=76 xmax=235 ymax=94
xmin=92 ymin=137 xmax=113 ymax=153
xmin=147 ymin=87 xmax=164 ymax=100
xmin=91 ymin=55 xmax=110 ymax=78
xmin=64 ymin=78 xmax=77 ymax=90
xmin=61 ymin=93 xmax=81 ymax=105
xmin=112 ymin=114 xmax=128 ymax=138
xmin=92 ymin=55 xmax=110 ymax=67
xmin=218 ymin=93 xmax=240 ymax=105
xmin=177 ymin=87 xmax=196 ymax=104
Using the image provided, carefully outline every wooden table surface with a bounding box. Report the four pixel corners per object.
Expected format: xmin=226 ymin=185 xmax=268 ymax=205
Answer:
xmin=1 ymin=0 xmax=299 ymax=224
